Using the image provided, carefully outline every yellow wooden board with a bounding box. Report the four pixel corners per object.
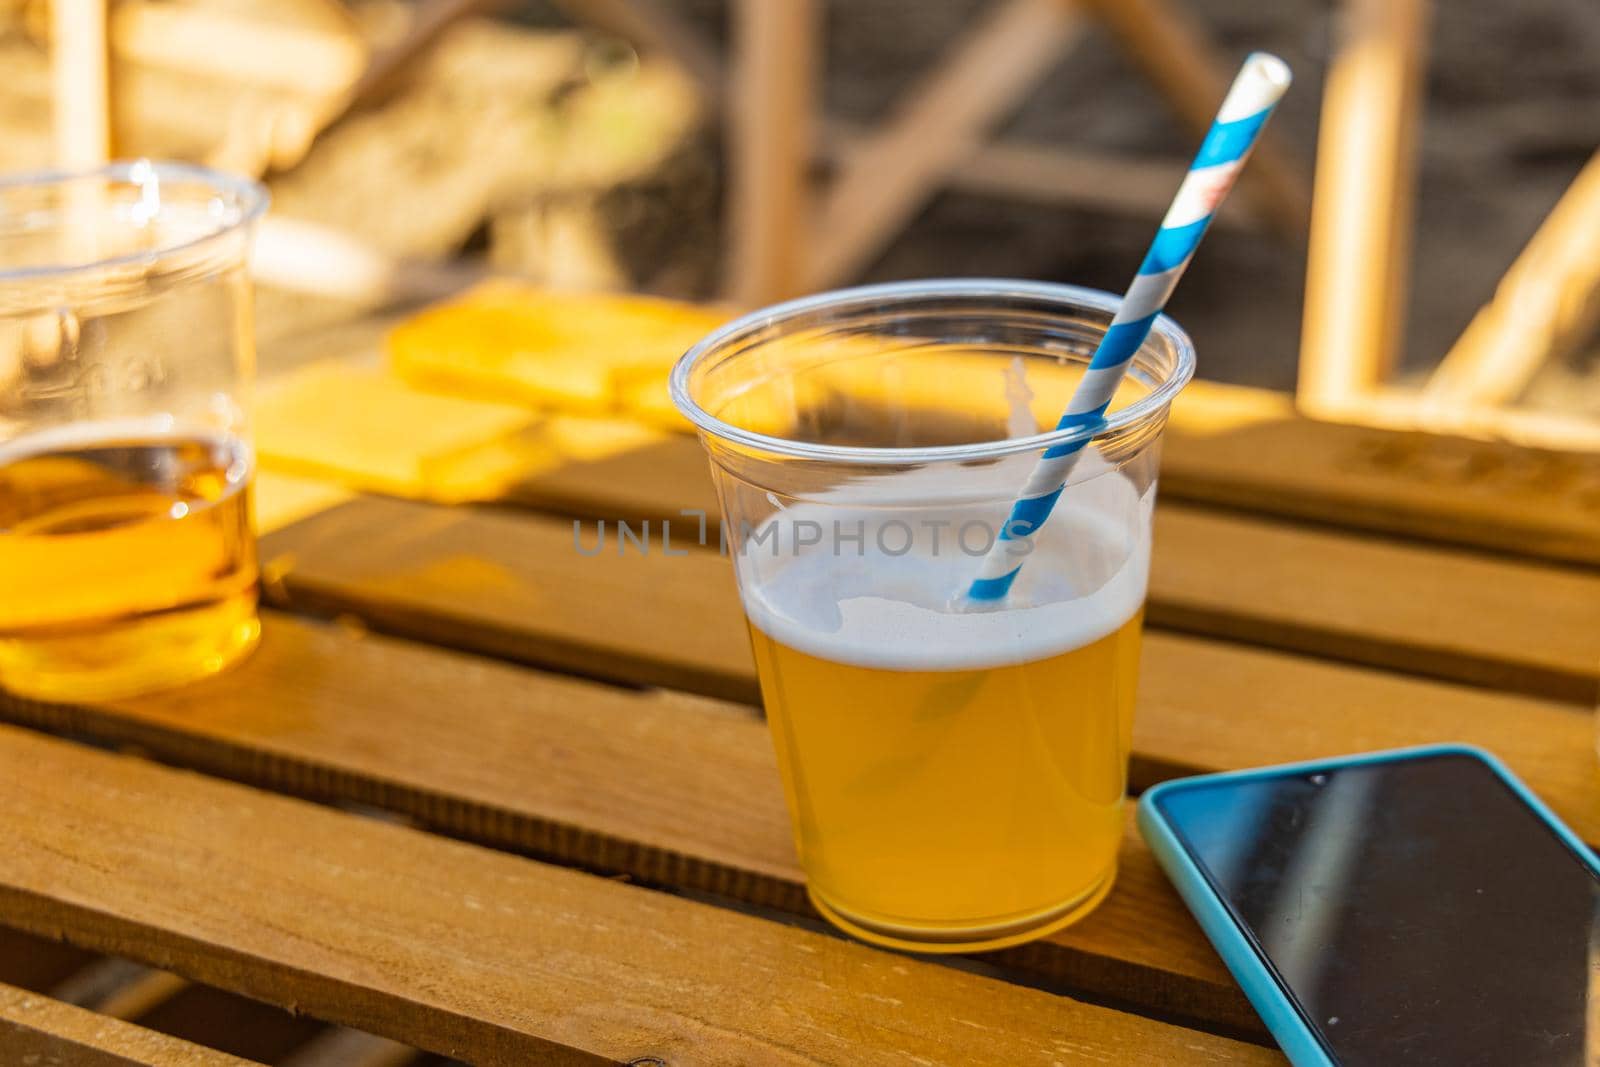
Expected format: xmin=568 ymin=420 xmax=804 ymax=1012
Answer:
xmin=388 ymin=281 xmax=732 ymax=418
xmin=390 ymin=287 xmax=1151 ymax=439
xmin=255 ymin=358 xmax=680 ymax=514
xmin=255 ymin=360 xmax=539 ymax=501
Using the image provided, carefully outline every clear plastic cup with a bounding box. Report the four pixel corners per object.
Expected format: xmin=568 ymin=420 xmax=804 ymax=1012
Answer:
xmin=672 ymin=279 xmax=1194 ymax=952
xmin=0 ymin=162 xmax=266 ymax=702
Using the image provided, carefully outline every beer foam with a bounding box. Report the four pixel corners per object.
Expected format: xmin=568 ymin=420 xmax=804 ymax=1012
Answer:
xmin=736 ymin=459 xmax=1151 ymax=671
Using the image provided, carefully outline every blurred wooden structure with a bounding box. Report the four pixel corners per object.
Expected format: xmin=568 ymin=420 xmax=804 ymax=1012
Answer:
xmin=725 ymin=0 xmax=815 ymax=303
xmin=50 ymin=0 xmax=109 ymax=168
xmin=1424 ymin=152 xmax=1600 ymax=411
xmin=1297 ymin=0 xmax=1428 ymax=412
xmin=28 ymin=0 xmax=706 ymax=329
xmin=27 ymin=0 xmax=1600 ymax=446
xmin=720 ymin=0 xmax=1313 ymax=305
xmin=705 ymin=0 xmax=1599 ymax=446
xmin=33 ymin=0 xmax=370 ymax=174
xmin=1297 ymin=0 xmax=1600 ymax=449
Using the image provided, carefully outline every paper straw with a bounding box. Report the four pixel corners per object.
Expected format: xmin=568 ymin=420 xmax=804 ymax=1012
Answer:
xmin=967 ymin=52 xmax=1292 ymax=603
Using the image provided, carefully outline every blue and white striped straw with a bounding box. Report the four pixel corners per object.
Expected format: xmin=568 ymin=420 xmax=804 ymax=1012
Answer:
xmin=967 ymin=52 xmax=1291 ymax=603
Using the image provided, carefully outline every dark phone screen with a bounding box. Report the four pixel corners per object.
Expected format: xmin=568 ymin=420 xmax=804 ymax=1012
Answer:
xmin=1155 ymin=753 xmax=1600 ymax=1066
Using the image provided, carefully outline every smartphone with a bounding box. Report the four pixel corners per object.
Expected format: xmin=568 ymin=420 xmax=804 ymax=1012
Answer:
xmin=1139 ymin=745 xmax=1600 ymax=1067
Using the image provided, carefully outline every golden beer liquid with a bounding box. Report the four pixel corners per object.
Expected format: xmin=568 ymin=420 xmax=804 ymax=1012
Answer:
xmin=749 ymin=608 xmax=1143 ymax=952
xmin=0 ymin=430 xmax=259 ymax=702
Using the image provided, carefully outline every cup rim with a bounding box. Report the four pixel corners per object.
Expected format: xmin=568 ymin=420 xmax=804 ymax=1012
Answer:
xmin=669 ymin=278 xmax=1197 ymax=465
xmin=0 ymin=159 xmax=269 ymax=283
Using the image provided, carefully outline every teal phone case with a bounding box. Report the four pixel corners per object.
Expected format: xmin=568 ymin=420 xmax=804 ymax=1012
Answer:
xmin=1137 ymin=744 xmax=1600 ymax=1067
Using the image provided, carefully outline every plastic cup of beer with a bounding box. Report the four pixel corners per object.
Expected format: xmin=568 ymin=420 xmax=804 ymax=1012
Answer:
xmin=671 ymin=280 xmax=1194 ymax=952
xmin=0 ymin=162 xmax=267 ymax=702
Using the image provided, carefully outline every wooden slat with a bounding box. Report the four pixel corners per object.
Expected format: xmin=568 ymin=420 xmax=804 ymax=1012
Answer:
xmin=268 ymin=498 xmax=756 ymax=703
xmin=506 ymin=443 xmax=1600 ymax=702
xmin=0 ymin=980 xmax=256 ymax=1066
xmin=0 ymin=725 xmax=1274 ymax=1066
xmin=52 ymin=0 xmax=111 ymax=168
xmin=258 ymin=499 xmax=1600 ymax=840
xmin=1148 ymin=507 xmax=1600 ymax=703
xmin=1159 ymin=390 xmax=1600 ymax=567
xmin=724 ymin=0 xmax=816 ymax=304
xmin=1297 ymin=0 xmax=1429 ymax=408
xmin=807 ymin=0 xmax=1083 ymax=289
xmin=1425 ymin=149 xmax=1600 ymax=407
xmin=0 ymin=615 xmax=1260 ymax=1035
xmin=1311 ymin=384 xmax=1600 ymax=454
xmin=506 ymin=378 xmax=1600 ymax=571
xmin=1127 ymin=633 xmax=1597 ymax=833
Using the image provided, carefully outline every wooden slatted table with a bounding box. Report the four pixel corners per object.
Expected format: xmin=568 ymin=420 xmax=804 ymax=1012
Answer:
xmin=2 ymin=376 xmax=1598 ymax=1064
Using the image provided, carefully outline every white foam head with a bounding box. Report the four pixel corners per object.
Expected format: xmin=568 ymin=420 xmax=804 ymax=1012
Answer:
xmin=734 ymin=454 xmax=1151 ymax=671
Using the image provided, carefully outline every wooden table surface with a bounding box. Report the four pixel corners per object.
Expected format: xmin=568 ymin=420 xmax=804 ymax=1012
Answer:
xmin=2 ymin=378 xmax=1598 ymax=1065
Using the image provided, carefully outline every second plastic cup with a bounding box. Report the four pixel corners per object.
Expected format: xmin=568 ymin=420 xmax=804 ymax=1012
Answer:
xmin=0 ymin=162 xmax=266 ymax=702
xmin=671 ymin=279 xmax=1195 ymax=952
